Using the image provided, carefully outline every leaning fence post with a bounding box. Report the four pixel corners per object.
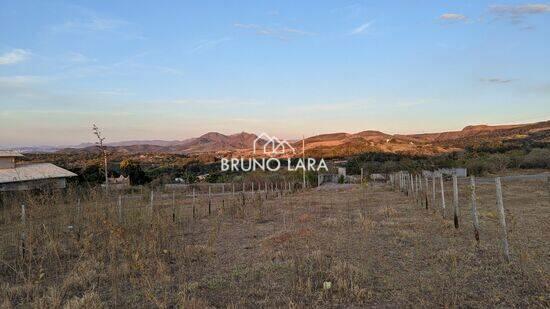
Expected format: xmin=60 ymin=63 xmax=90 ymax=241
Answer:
xmin=440 ymin=175 xmax=446 ymax=218
xmin=495 ymin=177 xmax=511 ymax=262
xmin=470 ymin=176 xmax=480 ymax=243
xmin=452 ymin=175 xmax=459 ymax=229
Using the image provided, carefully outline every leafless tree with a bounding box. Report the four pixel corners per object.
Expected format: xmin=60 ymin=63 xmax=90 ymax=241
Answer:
xmin=92 ymin=124 xmax=109 ymax=192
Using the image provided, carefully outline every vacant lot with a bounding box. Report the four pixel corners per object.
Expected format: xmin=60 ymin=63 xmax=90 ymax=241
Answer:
xmin=0 ymin=177 xmax=549 ymax=307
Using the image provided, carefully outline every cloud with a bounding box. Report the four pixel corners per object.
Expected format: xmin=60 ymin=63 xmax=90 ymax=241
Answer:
xmin=66 ymin=52 xmax=94 ymax=63
xmin=190 ymin=37 xmax=232 ymax=53
xmin=489 ymin=4 xmax=550 ymax=24
xmin=349 ymin=20 xmax=373 ymax=35
xmin=0 ymin=49 xmax=31 ymax=65
xmin=439 ymin=13 xmax=467 ymax=21
xmin=234 ymin=23 xmax=314 ymax=40
xmin=480 ymin=78 xmax=514 ymax=84
xmin=51 ymin=16 xmax=145 ymax=40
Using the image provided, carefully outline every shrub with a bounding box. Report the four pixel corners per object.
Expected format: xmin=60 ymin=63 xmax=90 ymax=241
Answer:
xmin=521 ymin=148 xmax=550 ymax=168
xmin=486 ymin=153 xmax=511 ymax=172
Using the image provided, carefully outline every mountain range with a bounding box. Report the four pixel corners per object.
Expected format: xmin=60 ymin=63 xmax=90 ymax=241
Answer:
xmin=51 ymin=120 xmax=550 ymax=157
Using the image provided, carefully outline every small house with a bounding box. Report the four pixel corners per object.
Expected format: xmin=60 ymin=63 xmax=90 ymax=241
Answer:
xmin=0 ymin=151 xmax=77 ymax=191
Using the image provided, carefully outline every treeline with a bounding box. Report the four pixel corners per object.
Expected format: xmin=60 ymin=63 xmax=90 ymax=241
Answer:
xmin=344 ymin=147 xmax=550 ymax=176
xmin=40 ymin=140 xmax=550 ymax=187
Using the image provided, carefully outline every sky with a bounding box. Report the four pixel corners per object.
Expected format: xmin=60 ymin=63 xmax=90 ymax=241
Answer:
xmin=1 ymin=0 xmax=550 ymax=147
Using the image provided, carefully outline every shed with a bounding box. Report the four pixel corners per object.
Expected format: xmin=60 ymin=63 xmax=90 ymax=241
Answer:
xmin=0 ymin=151 xmax=77 ymax=191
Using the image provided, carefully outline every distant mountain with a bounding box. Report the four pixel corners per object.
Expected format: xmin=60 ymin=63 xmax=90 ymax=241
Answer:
xmin=56 ymin=120 xmax=550 ymax=157
xmin=73 ymin=138 xmax=195 ymax=148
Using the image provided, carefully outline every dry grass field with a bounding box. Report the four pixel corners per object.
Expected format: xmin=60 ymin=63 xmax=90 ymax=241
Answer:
xmin=0 ymin=176 xmax=549 ymax=308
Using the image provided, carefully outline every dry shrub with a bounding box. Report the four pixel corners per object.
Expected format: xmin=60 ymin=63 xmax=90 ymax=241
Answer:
xmin=297 ymin=213 xmax=312 ymax=223
xmin=183 ymin=244 xmax=215 ymax=263
xmin=321 ymin=217 xmax=339 ymax=228
xmin=328 ymin=260 xmax=369 ymax=301
xmin=63 ymin=291 xmax=104 ymax=309
xmin=377 ymin=206 xmax=397 ymax=219
xmin=1 ymin=282 xmax=34 ymax=307
xmin=292 ymin=250 xmax=370 ymax=303
xmin=62 ymin=260 xmax=100 ymax=296
xmin=176 ymin=295 xmax=210 ymax=309
xmin=358 ymin=214 xmax=376 ymax=233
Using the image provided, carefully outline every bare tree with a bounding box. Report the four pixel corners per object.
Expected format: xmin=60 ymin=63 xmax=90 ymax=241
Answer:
xmin=92 ymin=124 xmax=109 ymax=192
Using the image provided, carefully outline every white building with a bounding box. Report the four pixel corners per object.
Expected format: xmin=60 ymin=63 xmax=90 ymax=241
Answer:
xmin=422 ymin=168 xmax=467 ymax=178
xmin=0 ymin=151 xmax=77 ymax=191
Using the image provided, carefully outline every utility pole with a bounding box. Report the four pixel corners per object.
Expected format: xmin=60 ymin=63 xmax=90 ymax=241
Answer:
xmin=93 ymin=124 xmax=109 ymax=193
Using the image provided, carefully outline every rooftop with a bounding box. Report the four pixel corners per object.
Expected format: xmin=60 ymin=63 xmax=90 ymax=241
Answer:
xmin=0 ymin=163 xmax=77 ymax=184
xmin=0 ymin=151 xmax=24 ymax=158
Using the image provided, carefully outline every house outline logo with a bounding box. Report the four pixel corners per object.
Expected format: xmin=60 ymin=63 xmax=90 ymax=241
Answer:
xmin=253 ymin=132 xmax=296 ymax=156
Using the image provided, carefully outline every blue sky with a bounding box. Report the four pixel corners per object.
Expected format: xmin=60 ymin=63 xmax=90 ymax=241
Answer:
xmin=1 ymin=0 xmax=549 ymax=146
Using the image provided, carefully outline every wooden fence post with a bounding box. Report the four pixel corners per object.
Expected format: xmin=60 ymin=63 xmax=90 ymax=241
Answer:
xmin=172 ymin=191 xmax=176 ymax=222
xmin=432 ymin=173 xmax=436 ymax=211
xmin=149 ymin=191 xmax=154 ymax=218
xmin=424 ymin=176 xmax=429 ymax=209
xmin=470 ymin=176 xmax=480 ymax=243
xmin=192 ymin=188 xmax=196 ymax=220
xmin=410 ymin=174 xmax=414 ymax=199
xmin=495 ymin=177 xmax=510 ymax=262
xmin=20 ymin=204 xmax=26 ymax=257
xmin=452 ymin=175 xmax=459 ymax=229
xmin=440 ymin=175 xmax=446 ymax=218
xmin=208 ymin=186 xmax=212 ymax=215
xmin=118 ymin=194 xmax=122 ymax=222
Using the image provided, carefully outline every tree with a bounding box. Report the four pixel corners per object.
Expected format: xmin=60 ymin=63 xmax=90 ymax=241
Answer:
xmin=92 ymin=124 xmax=109 ymax=190
xmin=120 ymin=159 xmax=149 ymax=185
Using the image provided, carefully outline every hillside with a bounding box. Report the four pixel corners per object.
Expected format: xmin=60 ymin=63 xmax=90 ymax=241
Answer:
xmin=56 ymin=120 xmax=550 ymax=157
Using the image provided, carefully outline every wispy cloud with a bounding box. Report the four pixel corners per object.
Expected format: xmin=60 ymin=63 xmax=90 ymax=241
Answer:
xmin=190 ymin=37 xmax=232 ymax=53
xmin=234 ymin=23 xmax=314 ymax=41
xmin=349 ymin=20 xmax=373 ymax=35
xmin=66 ymin=52 xmax=94 ymax=63
xmin=480 ymin=77 xmax=514 ymax=84
xmin=439 ymin=13 xmax=467 ymax=22
xmin=489 ymin=4 xmax=550 ymax=25
xmin=0 ymin=49 xmax=31 ymax=65
xmin=51 ymin=16 xmax=145 ymax=40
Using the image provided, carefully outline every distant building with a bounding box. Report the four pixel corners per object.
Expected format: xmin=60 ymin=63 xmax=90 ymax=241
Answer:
xmin=369 ymin=173 xmax=386 ymax=181
xmin=108 ymin=175 xmax=129 ymax=185
xmin=422 ymin=168 xmax=467 ymax=178
xmin=0 ymin=151 xmax=77 ymax=191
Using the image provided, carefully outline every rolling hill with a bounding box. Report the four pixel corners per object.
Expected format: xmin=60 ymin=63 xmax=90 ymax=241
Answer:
xmin=57 ymin=120 xmax=550 ymax=157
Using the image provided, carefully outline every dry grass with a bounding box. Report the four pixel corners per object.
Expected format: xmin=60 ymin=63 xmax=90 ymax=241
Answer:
xmin=0 ymin=178 xmax=549 ymax=307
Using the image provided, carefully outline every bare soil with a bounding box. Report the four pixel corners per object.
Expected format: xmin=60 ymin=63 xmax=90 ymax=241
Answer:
xmin=0 ymin=177 xmax=548 ymax=307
